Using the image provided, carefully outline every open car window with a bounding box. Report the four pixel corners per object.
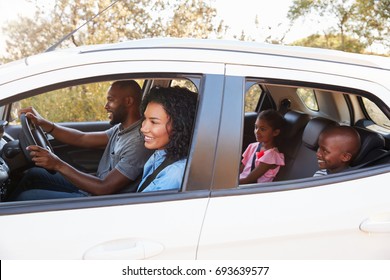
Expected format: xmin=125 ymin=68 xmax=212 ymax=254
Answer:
xmin=1 ymin=75 xmax=202 ymax=205
xmin=237 ymin=78 xmax=390 ymax=187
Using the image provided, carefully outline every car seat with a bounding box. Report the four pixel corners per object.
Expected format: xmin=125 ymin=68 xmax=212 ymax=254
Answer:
xmin=274 ymin=111 xmax=310 ymax=181
xmin=278 ymin=117 xmax=339 ymax=180
xmin=242 ymin=112 xmax=258 ymax=153
xmin=351 ymin=126 xmax=387 ymax=167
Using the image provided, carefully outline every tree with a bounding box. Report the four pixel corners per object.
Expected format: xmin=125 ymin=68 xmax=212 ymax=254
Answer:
xmin=290 ymin=33 xmax=366 ymax=53
xmin=1 ymin=0 xmax=227 ymax=122
xmin=1 ymin=0 xmax=225 ymax=62
xmin=287 ymin=0 xmax=390 ymax=54
xmin=353 ymin=0 xmax=390 ymax=51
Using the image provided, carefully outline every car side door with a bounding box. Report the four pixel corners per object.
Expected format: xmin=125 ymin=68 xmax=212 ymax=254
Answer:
xmin=197 ymin=61 xmax=390 ymax=259
xmin=0 ymin=58 xmax=225 ymax=259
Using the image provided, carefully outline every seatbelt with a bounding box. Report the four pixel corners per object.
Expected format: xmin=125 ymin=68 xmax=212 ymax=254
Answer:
xmin=251 ymin=143 xmax=262 ymax=171
xmin=137 ymin=157 xmax=176 ymax=192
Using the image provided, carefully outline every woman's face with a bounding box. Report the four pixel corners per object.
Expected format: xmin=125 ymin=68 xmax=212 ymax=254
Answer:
xmin=141 ymin=102 xmax=172 ymax=150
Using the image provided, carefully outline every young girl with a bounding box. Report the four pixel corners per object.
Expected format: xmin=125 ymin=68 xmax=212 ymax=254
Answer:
xmin=137 ymin=86 xmax=198 ymax=192
xmin=239 ymin=109 xmax=285 ymax=184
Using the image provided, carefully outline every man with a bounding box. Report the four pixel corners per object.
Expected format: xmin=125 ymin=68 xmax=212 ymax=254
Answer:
xmin=8 ymin=80 xmax=152 ymax=200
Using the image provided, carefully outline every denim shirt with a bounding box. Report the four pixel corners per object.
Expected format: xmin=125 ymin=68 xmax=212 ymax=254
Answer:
xmin=137 ymin=150 xmax=186 ymax=192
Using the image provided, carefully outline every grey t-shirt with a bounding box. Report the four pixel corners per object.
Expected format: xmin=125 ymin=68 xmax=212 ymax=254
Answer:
xmin=96 ymin=120 xmax=153 ymax=192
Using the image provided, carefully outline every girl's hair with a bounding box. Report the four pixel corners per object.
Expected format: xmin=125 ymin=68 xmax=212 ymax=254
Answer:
xmin=140 ymin=86 xmax=198 ymax=160
xmin=257 ymin=109 xmax=285 ymax=147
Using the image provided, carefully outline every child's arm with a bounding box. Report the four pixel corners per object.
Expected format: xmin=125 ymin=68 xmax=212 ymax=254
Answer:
xmin=239 ymin=162 xmax=277 ymax=184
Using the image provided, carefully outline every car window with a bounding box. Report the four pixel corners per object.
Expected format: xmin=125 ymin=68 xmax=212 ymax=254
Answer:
xmin=9 ymin=78 xmax=199 ymax=125
xmin=296 ymin=87 xmax=318 ymax=111
xmin=9 ymin=81 xmax=145 ymax=124
xmin=245 ymin=83 xmax=263 ymax=112
xmin=2 ymin=75 xmax=202 ymax=204
xmin=170 ymin=79 xmax=198 ymax=93
xmin=362 ymin=97 xmax=390 ymax=130
xmin=236 ymin=76 xmax=390 ymax=187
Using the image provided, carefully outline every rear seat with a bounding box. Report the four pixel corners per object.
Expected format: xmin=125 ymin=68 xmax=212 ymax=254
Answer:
xmin=275 ymin=111 xmax=310 ymax=181
xmin=276 ymin=117 xmax=339 ymax=180
xmin=352 ymin=126 xmax=387 ymax=167
xmin=277 ymin=118 xmax=389 ymax=181
xmin=245 ymin=112 xmax=389 ymax=181
xmin=242 ymin=112 xmax=257 ymax=153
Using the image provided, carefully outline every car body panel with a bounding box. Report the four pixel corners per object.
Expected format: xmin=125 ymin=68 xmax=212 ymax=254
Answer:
xmin=0 ymin=194 xmax=209 ymax=259
xmin=198 ymin=171 xmax=390 ymax=259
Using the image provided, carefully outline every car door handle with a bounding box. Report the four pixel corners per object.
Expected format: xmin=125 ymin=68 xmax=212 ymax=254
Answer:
xmin=360 ymin=215 xmax=390 ymax=233
xmin=83 ymin=239 xmax=164 ymax=260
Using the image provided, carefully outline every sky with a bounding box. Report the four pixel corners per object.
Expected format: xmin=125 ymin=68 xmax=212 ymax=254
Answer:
xmin=0 ymin=0 xmax=318 ymax=54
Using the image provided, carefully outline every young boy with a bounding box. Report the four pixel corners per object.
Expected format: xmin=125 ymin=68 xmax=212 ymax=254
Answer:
xmin=314 ymin=126 xmax=361 ymax=176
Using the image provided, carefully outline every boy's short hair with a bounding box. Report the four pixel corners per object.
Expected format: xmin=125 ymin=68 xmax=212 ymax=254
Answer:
xmin=319 ymin=126 xmax=361 ymax=161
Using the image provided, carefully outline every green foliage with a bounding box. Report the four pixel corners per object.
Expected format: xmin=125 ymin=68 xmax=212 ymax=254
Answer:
xmin=18 ymin=82 xmax=110 ymax=122
xmin=290 ymin=33 xmax=366 ymax=53
xmin=1 ymin=0 xmax=224 ymax=61
xmin=245 ymin=84 xmax=262 ymax=112
xmin=1 ymin=0 xmax=224 ymax=122
xmin=287 ymin=0 xmax=390 ymax=54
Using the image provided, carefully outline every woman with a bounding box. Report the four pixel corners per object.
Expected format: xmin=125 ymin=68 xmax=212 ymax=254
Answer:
xmin=137 ymin=86 xmax=198 ymax=192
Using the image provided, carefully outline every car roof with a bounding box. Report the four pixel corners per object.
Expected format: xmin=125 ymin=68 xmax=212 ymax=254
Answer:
xmin=82 ymin=38 xmax=390 ymax=69
xmin=1 ymin=37 xmax=389 ymax=86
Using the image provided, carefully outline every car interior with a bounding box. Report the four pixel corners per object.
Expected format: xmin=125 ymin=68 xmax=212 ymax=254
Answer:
xmin=241 ymin=80 xmax=390 ymax=182
xmin=0 ymin=77 xmax=201 ymax=201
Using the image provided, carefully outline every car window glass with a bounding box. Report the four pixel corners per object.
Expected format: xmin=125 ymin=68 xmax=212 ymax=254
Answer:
xmin=170 ymin=79 xmax=198 ymax=93
xmin=245 ymin=84 xmax=262 ymax=112
xmin=362 ymin=97 xmax=390 ymax=130
xmin=9 ymin=80 xmax=144 ymax=124
xmin=0 ymin=106 xmax=5 ymax=119
xmin=296 ymin=88 xmax=318 ymax=111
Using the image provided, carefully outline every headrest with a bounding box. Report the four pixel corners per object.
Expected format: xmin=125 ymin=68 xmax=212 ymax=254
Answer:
xmin=302 ymin=117 xmax=339 ymax=151
xmin=283 ymin=111 xmax=310 ymax=139
xmin=352 ymin=126 xmax=385 ymax=164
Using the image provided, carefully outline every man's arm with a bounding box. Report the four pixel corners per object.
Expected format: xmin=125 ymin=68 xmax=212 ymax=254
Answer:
xmin=27 ymin=145 xmax=132 ymax=195
xmin=49 ymin=125 xmax=109 ymax=149
xmin=20 ymin=107 xmax=109 ymax=149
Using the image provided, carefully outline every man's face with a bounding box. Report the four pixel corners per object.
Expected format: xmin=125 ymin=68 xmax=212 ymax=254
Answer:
xmin=104 ymin=86 xmax=128 ymax=125
xmin=316 ymin=133 xmax=350 ymax=173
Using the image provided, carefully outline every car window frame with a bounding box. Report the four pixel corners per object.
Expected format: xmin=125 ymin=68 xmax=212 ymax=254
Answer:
xmin=0 ymin=71 xmax=223 ymax=214
xmin=213 ymin=63 xmax=390 ymax=194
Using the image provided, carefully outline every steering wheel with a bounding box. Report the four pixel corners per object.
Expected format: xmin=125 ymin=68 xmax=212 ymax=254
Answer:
xmin=19 ymin=113 xmax=55 ymax=173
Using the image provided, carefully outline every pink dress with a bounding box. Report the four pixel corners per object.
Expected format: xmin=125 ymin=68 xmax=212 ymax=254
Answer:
xmin=240 ymin=142 xmax=285 ymax=183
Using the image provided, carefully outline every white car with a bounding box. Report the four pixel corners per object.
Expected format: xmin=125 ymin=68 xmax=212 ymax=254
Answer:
xmin=0 ymin=38 xmax=389 ymax=259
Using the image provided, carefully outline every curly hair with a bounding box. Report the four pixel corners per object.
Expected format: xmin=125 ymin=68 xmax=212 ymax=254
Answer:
xmin=140 ymin=86 xmax=198 ymax=160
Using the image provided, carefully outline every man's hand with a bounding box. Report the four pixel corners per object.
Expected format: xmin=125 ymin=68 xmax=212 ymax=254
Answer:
xmin=27 ymin=145 xmax=62 ymax=171
xmin=19 ymin=107 xmax=54 ymax=133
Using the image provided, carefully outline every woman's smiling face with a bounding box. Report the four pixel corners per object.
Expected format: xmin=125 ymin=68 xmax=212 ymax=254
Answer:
xmin=141 ymin=102 xmax=172 ymax=150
